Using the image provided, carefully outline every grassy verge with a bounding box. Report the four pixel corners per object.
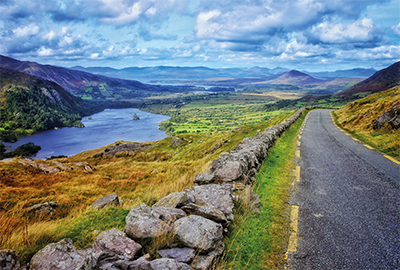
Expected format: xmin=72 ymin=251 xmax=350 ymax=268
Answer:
xmin=217 ymin=110 xmax=307 ymax=270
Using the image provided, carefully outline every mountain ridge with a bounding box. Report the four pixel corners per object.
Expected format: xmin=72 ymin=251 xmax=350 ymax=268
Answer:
xmin=336 ymin=61 xmax=400 ymax=97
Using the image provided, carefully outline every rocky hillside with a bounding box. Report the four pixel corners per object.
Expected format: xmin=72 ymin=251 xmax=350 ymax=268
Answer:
xmin=333 ymin=86 xmax=400 ymax=159
xmin=336 ymin=61 xmax=400 ymax=98
xmin=0 ymin=67 xmax=102 ymax=141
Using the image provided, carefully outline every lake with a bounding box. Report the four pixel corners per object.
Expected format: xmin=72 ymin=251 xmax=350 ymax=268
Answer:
xmin=4 ymin=108 xmax=170 ymax=159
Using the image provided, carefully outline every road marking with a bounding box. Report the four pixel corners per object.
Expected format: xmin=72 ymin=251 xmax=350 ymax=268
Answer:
xmin=296 ymin=166 xmax=301 ymax=182
xmin=364 ymin=144 xmax=374 ymax=149
xmin=384 ymin=155 xmax=400 ymax=164
xmin=352 ymin=137 xmax=360 ymax=142
xmin=298 ymin=134 xmax=302 ymax=140
xmin=286 ymin=205 xmax=299 ymax=258
xmin=297 ymin=141 xmax=301 ymax=147
xmin=296 ymin=150 xmax=300 ymax=158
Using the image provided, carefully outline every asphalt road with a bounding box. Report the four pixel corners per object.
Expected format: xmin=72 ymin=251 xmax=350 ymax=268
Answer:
xmin=288 ymin=109 xmax=400 ymax=270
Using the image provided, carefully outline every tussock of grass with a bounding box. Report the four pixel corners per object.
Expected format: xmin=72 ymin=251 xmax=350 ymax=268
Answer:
xmin=333 ymin=86 xmax=400 ymax=159
xmin=217 ymin=110 xmax=306 ymax=270
xmin=1 ymin=110 xmax=295 ymax=265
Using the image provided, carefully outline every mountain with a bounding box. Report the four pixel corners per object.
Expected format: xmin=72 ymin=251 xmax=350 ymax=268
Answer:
xmin=0 ymin=55 xmax=196 ymax=101
xmin=336 ymin=61 xmax=400 ymax=97
xmin=254 ymin=70 xmax=327 ymax=86
xmin=71 ymin=65 xmax=287 ymax=82
xmin=310 ymin=68 xmax=377 ymax=79
xmin=0 ymin=67 xmax=103 ymax=142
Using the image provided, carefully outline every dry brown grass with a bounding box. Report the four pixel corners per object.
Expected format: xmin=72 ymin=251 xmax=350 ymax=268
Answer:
xmin=0 ymin=111 xmax=294 ymax=264
xmin=333 ymin=86 xmax=400 ymax=159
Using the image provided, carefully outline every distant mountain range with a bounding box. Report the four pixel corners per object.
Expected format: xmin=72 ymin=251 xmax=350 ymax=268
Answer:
xmin=0 ymin=55 xmax=199 ymax=101
xmin=70 ymin=65 xmax=290 ymax=82
xmin=71 ymin=65 xmax=376 ymax=83
xmin=336 ymin=61 xmax=400 ymax=97
xmin=309 ymin=68 xmax=377 ymax=79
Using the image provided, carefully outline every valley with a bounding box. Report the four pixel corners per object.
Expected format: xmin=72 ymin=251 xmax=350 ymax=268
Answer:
xmin=0 ymin=54 xmax=399 ymax=269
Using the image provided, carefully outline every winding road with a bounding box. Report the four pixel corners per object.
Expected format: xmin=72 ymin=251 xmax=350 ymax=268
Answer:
xmin=288 ymin=109 xmax=400 ymax=269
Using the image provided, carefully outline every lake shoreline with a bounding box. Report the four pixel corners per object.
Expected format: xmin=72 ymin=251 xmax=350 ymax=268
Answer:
xmin=3 ymin=108 xmax=170 ymax=159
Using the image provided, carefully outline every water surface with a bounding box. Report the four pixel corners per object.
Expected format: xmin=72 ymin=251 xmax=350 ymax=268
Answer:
xmin=4 ymin=108 xmax=169 ymax=159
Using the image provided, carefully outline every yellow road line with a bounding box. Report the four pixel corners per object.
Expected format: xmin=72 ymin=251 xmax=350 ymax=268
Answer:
xmin=384 ymin=155 xmax=400 ymax=164
xmin=296 ymin=150 xmax=300 ymax=158
xmin=286 ymin=205 xmax=299 ymax=258
xmin=364 ymin=144 xmax=374 ymax=149
xmin=297 ymin=141 xmax=301 ymax=147
xmin=296 ymin=166 xmax=301 ymax=182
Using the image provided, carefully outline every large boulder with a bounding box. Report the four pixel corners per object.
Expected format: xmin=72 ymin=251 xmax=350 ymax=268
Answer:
xmin=124 ymin=203 xmax=171 ymax=239
xmin=173 ymin=215 xmax=224 ymax=254
xmin=153 ymin=192 xmax=192 ymax=208
xmin=185 ymin=184 xmax=234 ymax=218
xmin=0 ymin=250 xmax=20 ymax=270
xmin=92 ymin=194 xmax=120 ymax=210
xmin=93 ymin=228 xmax=142 ymax=261
xmin=30 ymin=239 xmax=99 ymax=270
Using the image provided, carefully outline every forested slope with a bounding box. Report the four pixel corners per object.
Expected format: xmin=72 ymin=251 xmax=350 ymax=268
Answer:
xmin=0 ymin=67 xmax=102 ymax=141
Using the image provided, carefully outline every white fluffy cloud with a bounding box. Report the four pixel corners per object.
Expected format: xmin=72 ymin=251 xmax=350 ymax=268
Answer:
xmin=309 ymin=18 xmax=383 ymax=45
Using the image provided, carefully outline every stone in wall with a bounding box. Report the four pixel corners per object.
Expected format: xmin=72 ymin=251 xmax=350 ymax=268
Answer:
xmin=124 ymin=203 xmax=171 ymax=239
xmin=173 ymin=215 xmax=224 ymax=254
xmin=185 ymin=184 xmax=234 ymax=219
xmin=152 ymin=192 xmax=192 ymax=208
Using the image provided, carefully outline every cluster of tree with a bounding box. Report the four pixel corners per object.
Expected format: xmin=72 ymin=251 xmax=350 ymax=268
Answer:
xmin=0 ymin=142 xmax=41 ymax=159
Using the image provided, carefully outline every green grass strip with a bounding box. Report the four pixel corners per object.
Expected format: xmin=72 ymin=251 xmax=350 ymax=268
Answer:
xmin=218 ymin=110 xmax=307 ymax=270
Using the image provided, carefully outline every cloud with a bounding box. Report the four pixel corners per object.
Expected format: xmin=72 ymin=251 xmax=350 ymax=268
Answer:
xmin=194 ymin=0 xmax=386 ymax=44
xmin=392 ymin=23 xmax=400 ymax=37
xmin=0 ymin=0 xmax=398 ymax=70
xmin=13 ymin=23 xmax=39 ymax=37
xmin=307 ymin=18 xmax=385 ymax=47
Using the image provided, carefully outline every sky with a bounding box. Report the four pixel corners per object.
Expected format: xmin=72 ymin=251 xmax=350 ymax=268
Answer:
xmin=0 ymin=0 xmax=399 ymax=71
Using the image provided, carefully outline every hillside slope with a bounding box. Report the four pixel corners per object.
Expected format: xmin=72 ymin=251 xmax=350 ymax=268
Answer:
xmin=336 ymin=61 xmax=400 ymax=98
xmin=0 ymin=67 xmax=101 ymax=141
xmin=333 ymin=86 xmax=400 ymax=159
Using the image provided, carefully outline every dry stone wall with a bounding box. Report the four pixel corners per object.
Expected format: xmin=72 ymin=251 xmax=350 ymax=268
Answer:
xmin=1 ymin=108 xmax=305 ymax=270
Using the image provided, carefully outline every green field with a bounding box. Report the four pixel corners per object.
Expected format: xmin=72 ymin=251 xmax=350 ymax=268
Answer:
xmin=143 ymin=92 xmax=302 ymax=135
